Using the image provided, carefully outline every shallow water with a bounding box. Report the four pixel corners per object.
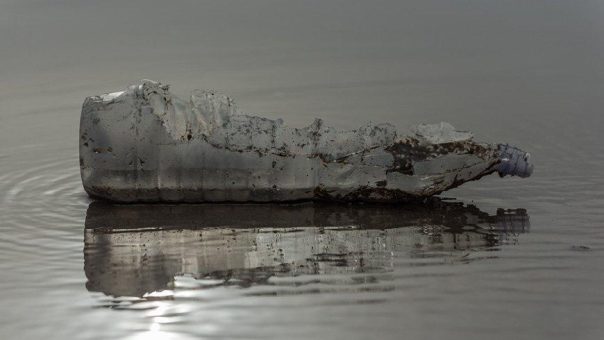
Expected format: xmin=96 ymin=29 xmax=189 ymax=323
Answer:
xmin=1 ymin=1 xmax=604 ymax=339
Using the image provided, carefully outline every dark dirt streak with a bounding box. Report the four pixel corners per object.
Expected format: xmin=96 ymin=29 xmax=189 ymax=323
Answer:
xmin=384 ymin=138 xmax=495 ymax=176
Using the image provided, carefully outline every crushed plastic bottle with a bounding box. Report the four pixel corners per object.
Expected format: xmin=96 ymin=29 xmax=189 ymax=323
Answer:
xmin=79 ymin=80 xmax=533 ymax=203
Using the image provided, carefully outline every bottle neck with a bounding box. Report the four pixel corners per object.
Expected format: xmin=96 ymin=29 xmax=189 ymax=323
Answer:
xmin=496 ymin=144 xmax=534 ymax=178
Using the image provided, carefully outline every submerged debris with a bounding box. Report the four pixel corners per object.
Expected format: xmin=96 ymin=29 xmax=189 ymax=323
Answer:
xmin=79 ymin=80 xmax=533 ymax=203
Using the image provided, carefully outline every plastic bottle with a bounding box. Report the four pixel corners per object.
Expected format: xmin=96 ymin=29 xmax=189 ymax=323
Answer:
xmin=79 ymin=80 xmax=533 ymax=202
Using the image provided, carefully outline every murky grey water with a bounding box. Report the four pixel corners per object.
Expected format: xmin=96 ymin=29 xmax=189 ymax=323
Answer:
xmin=1 ymin=1 xmax=604 ymax=339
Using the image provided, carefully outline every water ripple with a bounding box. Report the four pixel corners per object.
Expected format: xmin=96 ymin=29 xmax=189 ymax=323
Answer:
xmin=1 ymin=129 xmax=603 ymax=340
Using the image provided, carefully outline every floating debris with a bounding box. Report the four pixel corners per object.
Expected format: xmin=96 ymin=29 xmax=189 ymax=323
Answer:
xmin=80 ymin=80 xmax=533 ymax=202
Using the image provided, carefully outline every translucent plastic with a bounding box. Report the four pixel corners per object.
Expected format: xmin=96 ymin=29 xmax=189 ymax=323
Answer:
xmin=79 ymin=80 xmax=533 ymax=202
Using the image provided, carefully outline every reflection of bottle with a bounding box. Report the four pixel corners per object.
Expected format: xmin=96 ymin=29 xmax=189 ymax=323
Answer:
xmin=84 ymin=200 xmax=529 ymax=297
xmin=80 ymin=80 xmax=533 ymax=203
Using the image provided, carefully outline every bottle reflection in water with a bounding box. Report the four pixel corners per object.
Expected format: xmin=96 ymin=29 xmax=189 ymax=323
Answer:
xmin=83 ymin=200 xmax=529 ymax=298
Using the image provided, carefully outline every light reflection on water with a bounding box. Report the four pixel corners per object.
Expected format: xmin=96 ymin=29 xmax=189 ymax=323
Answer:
xmin=79 ymin=200 xmax=531 ymax=340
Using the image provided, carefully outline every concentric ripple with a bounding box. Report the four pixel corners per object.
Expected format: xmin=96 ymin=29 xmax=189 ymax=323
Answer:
xmin=0 ymin=145 xmax=89 ymax=268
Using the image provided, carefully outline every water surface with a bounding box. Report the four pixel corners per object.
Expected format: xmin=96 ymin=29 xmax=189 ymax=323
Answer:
xmin=1 ymin=1 xmax=603 ymax=339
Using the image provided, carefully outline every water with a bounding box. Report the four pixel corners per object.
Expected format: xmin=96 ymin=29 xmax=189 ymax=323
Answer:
xmin=1 ymin=1 xmax=603 ymax=339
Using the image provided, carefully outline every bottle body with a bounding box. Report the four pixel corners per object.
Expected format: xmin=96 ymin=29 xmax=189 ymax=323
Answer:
xmin=80 ymin=80 xmax=532 ymax=203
